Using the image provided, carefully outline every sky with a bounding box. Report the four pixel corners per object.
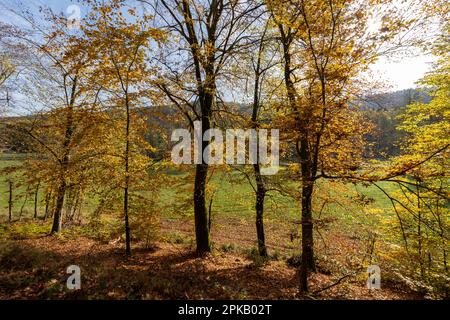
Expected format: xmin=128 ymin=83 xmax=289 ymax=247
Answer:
xmin=0 ymin=0 xmax=436 ymax=93
xmin=370 ymin=55 xmax=435 ymax=91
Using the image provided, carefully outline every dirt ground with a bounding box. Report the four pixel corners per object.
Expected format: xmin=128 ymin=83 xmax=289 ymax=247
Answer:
xmin=0 ymin=232 xmax=422 ymax=300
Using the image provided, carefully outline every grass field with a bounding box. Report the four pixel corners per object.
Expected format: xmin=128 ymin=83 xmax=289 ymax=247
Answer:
xmin=0 ymin=153 xmax=399 ymax=250
xmin=0 ymin=153 xmax=427 ymax=299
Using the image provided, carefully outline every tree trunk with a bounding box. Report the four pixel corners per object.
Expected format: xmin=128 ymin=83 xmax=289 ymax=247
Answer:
xmin=193 ymin=85 xmax=213 ymax=253
xmin=124 ymin=185 xmax=131 ymax=255
xmin=194 ymin=163 xmax=210 ymax=253
xmin=299 ymin=180 xmax=315 ymax=292
xmin=51 ymin=179 xmax=66 ymax=233
xmin=124 ymin=95 xmax=131 ymax=255
xmin=277 ymin=26 xmax=316 ymax=292
xmin=70 ymin=188 xmax=81 ymax=222
xmin=178 ymin=0 xmax=219 ymax=254
xmin=299 ymin=138 xmax=316 ymax=293
xmin=8 ymin=180 xmax=13 ymax=222
xmin=254 ymin=163 xmax=267 ymax=257
xmin=44 ymin=191 xmax=50 ymax=221
xmin=436 ymin=197 xmax=448 ymax=273
xmin=34 ymin=182 xmax=40 ymax=219
xmin=251 ymin=27 xmax=269 ymax=257
xmin=417 ymin=182 xmax=424 ymax=277
xmin=51 ymin=74 xmax=77 ymax=233
xmin=299 ymin=190 xmax=314 ymax=292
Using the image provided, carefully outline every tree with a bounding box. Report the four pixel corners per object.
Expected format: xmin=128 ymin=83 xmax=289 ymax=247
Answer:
xmin=392 ymin=21 xmax=449 ymax=287
xmin=1 ymin=6 xmax=106 ymax=233
xmin=78 ymin=0 xmax=165 ymax=254
xmin=237 ymin=18 xmax=280 ymax=257
xmin=148 ymin=0 xmax=264 ymax=253
xmin=267 ymin=0 xmax=418 ymax=292
xmin=249 ymin=22 xmax=272 ymax=257
xmin=0 ymin=22 xmax=19 ymax=114
xmin=0 ymin=55 xmax=14 ymax=107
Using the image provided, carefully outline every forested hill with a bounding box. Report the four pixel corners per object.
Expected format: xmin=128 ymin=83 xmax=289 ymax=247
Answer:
xmin=360 ymin=88 xmax=431 ymax=111
xmin=0 ymin=88 xmax=432 ymax=159
xmin=359 ymin=88 xmax=431 ymax=158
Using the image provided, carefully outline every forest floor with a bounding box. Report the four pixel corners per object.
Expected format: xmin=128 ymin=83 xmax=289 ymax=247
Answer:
xmin=0 ymin=224 xmax=423 ymax=300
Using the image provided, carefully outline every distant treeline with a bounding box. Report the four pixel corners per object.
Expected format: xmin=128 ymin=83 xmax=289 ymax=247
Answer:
xmin=0 ymin=88 xmax=431 ymax=160
xmin=362 ymin=88 xmax=431 ymax=158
